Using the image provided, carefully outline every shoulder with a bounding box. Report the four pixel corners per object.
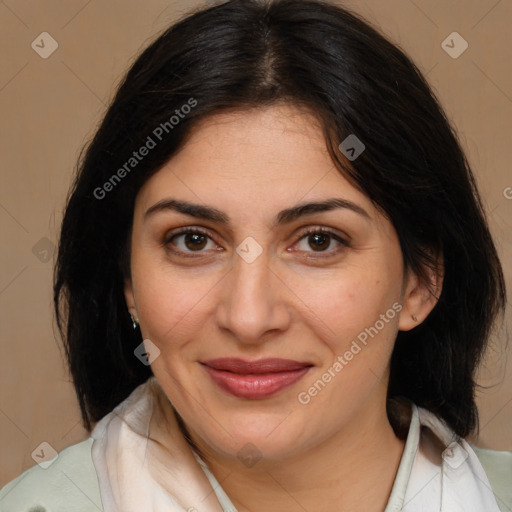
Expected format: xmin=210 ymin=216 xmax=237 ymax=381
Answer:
xmin=0 ymin=438 xmax=102 ymax=512
xmin=413 ymin=404 xmax=512 ymax=511
xmin=472 ymin=444 xmax=512 ymax=512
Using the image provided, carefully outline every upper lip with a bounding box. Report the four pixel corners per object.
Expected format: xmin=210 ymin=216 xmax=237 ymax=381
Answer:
xmin=201 ymin=358 xmax=312 ymax=374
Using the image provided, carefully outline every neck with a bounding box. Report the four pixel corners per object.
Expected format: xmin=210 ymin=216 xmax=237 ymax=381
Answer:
xmin=191 ymin=399 xmax=407 ymax=512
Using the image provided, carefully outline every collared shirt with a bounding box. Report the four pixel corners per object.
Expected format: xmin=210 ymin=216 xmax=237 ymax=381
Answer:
xmin=1 ymin=378 xmax=511 ymax=511
xmin=196 ymin=402 xmax=510 ymax=511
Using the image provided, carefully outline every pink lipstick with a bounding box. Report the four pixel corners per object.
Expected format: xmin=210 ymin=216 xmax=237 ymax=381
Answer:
xmin=201 ymin=358 xmax=312 ymax=399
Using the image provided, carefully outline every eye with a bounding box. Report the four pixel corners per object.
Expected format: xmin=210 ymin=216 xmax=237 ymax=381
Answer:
xmin=163 ymin=226 xmax=349 ymax=259
xmin=164 ymin=228 xmax=220 ymax=255
xmin=292 ymin=227 xmax=349 ymax=255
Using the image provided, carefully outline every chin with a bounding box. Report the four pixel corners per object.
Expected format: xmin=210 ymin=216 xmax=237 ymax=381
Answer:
xmin=196 ymin=412 xmax=310 ymax=463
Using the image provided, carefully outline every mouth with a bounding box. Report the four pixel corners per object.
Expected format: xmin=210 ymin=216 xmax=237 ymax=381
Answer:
xmin=201 ymin=358 xmax=313 ymax=399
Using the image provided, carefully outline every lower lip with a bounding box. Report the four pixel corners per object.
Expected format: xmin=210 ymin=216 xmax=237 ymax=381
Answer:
xmin=203 ymin=366 xmax=311 ymax=399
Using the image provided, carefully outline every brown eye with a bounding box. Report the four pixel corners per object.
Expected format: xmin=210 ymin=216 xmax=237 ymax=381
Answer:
xmin=183 ymin=232 xmax=208 ymax=251
xmin=293 ymin=228 xmax=349 ymax=256
xmin=165 ymin=229 xmax=218 ymax=254
xmin=308 ymin=233 xmax=331 ymax=251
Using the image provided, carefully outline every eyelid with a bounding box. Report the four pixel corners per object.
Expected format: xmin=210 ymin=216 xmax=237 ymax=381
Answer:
xmin=294 ymin=225 xmax=350 ymax=244
xmin=163 ymin=226 xmax=215 ymax=245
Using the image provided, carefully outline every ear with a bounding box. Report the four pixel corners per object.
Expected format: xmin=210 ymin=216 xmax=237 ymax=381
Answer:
xmin=124 ymin=278 xmax=138 ymax=322
xmin=398 ymin=253 xmax=444 ymax=331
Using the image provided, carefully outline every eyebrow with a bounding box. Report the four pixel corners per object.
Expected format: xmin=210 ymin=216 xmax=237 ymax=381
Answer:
xmin=144 ymin=197 xmax=371 ymax=226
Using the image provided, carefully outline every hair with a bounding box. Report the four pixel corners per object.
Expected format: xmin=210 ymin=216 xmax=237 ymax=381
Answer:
xmin=54 ymin=0 xmax=506 ymax=437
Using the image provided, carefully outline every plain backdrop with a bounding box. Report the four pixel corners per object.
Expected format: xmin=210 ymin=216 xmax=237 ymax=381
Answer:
xmin=1 ymin=0 xmax=511 ymax=486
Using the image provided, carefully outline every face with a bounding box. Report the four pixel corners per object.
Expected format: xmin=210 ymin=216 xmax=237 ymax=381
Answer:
xmin=125 ymin=104 xmax=438 ymax=463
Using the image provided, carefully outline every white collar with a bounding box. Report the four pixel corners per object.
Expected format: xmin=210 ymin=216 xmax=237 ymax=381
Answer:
xmin=385 ymin=402 xmax=501 ymax=511
xmin=91 ymin=378 xmax=501 ymax=512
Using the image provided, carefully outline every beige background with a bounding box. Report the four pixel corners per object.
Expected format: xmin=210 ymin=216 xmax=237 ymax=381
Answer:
xmin=0 ymin=0 xmax=511 ymax=486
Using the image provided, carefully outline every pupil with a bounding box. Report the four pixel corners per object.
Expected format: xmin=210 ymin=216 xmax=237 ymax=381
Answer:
xmin=185 ymin=233 xmax=207 ymax=250
xmin=309 ymin=233 xmax=329 ymax=251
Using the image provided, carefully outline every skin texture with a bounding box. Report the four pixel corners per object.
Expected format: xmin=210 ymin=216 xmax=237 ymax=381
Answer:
xmin=124 ymin=104 xmax=443 ymax=512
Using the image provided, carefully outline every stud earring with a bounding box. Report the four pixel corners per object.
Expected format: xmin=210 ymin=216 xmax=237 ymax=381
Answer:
xmin=130 ymin=313 xmax=139 ymax=330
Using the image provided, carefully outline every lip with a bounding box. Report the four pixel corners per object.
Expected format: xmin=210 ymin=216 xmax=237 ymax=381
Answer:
xmin=201 ymin=358 xmax=312 ymax=399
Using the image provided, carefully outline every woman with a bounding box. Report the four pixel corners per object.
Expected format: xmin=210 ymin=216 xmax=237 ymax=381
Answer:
xmin=1 ymin=0 xmax=510 ymax=510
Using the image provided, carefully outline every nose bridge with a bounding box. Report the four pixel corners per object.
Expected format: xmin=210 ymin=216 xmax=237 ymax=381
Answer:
xmin=217 ymin=249 xmax=290 ymax=343
xmin=234 ymin=250 xmax=269 ymax=299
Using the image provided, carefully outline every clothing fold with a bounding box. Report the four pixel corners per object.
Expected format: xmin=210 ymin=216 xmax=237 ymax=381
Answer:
xmin=90 ymin=377 xmax=502 ymax=512
xmin=91 ymin=378 xmax=226 ymax=512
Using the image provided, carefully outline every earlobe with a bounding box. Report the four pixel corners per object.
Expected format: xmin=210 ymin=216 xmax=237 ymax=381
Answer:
xmin=124 ymin=278 xmax=138 ymax=321
xmin=398 ymin=257 xmax=444 ymax=332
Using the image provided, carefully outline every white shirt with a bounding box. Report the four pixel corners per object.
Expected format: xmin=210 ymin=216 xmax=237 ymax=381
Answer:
xmin=195 ymin=402 xmax=504 ymax=512
xmin=1 ymin=377 xmax=510 ymax=511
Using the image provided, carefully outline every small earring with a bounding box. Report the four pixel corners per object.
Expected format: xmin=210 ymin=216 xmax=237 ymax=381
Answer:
xmin=130 ymin=313 xmax=139 ymax=330
xmin=412 ymin=315 xmax=418 ymax=322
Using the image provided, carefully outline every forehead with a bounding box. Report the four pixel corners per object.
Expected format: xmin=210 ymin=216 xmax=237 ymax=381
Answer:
xmin=135 ymin=104 xmax=377 ymax=222
xmin=173 ymin=104 xmax=330 ymax=179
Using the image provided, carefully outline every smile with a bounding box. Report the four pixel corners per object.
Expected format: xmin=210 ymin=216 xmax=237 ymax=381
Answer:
xmin=201 ymin=358 xmax=313 ymax=399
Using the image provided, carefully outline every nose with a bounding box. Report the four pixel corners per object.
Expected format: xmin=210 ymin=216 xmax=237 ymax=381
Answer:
xmin=215 ymin=251 xmax=292 ymax=345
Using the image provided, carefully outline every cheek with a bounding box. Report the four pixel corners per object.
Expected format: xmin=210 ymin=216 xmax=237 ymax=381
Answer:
xmin=291 ymin=265 xmax=401 ymax=346
xmin=131 ymin=255 xmax=220 ymax=346
xmin=298 ymin=276 xmax=401 ymax=410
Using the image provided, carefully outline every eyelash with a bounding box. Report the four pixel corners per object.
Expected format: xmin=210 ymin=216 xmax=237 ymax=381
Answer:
xmin=163 ymin=226 xmax=349 ymax=259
